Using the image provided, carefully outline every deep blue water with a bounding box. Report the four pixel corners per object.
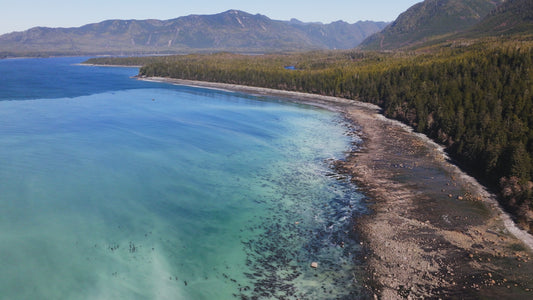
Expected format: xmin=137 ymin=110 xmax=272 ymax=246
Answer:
xmin=0 ymin=57 xmax=367 ymax=299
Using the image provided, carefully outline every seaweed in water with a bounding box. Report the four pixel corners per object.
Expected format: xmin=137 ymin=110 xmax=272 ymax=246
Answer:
xmin=236 ymin=163 xmax=369 ymax=299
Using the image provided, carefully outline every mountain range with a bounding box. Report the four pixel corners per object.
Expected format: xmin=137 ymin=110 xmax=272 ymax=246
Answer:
xmin=1 ymin=0 xmax=531 ymax=57
xmin=0 ymin=10 xmax=387 ymax=57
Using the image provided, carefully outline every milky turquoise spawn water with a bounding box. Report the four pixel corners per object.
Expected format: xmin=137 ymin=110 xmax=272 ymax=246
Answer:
xmin=0 ymin=57 xmax=367 ymax=299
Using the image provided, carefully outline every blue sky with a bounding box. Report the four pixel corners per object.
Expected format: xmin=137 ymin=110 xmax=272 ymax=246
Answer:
xmin=0 ymin=0 xmax=422 ymax=34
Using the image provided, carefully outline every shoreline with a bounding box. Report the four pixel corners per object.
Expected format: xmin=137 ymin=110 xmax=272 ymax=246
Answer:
xmin=139 ymin=77 xmax=533 ymax=298
xmin=78 ymin=63 xmax=144 ymax=68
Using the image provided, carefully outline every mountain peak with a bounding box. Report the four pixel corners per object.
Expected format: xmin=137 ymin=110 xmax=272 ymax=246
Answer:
xmin=222 ymin=9 xmax=250 ymax=16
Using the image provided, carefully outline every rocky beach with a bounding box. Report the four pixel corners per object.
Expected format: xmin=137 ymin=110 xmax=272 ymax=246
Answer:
xmin=140 ymin=77 xmax=533 ymax=299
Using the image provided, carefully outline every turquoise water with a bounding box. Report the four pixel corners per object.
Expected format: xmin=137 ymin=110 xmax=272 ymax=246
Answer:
xmin=0 ymin=57 xmax=367 ymax=299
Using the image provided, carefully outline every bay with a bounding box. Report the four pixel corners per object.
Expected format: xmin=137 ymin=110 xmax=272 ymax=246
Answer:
xmin=0 ymin=57 xmax=367 ymax=299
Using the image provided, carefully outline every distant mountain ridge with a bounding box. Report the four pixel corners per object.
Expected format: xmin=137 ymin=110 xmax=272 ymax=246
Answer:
xmin=0 ymin=10 xmax=387 ymax=57
xmin=359 ymin=0 xmax=504 ymax=50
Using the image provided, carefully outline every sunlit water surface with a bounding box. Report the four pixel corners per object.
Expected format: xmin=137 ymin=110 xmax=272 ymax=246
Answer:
xmin=0 ymin=57 xmax=367 ymax=299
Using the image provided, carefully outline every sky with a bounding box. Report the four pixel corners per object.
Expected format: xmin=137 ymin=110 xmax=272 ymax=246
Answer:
xmin=0 ymin=0 xmax=422 ymax=35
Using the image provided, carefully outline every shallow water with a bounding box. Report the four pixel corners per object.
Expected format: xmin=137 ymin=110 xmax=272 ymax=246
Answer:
xmin=0 ymin=57 xmax=367 ymax=299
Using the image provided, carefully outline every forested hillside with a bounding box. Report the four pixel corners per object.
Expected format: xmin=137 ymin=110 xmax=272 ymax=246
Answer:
xmin=359 ymin=0 xmax=504 ymax=50
xmin=463 ymin=0 xmax=533 ymax=37
xmin=86 ymin=40 xmax=533 ymax=232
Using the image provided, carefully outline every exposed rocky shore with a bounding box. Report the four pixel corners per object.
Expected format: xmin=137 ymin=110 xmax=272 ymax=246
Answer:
xmin=140 ymin=77 xmax=533 ymax=299
xmin=339 ymin=104 xmax=533 ymax=299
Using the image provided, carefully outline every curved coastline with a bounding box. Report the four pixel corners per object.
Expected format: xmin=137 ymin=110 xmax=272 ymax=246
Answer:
xmin=139 ymin=77 xmax=533 ymax=298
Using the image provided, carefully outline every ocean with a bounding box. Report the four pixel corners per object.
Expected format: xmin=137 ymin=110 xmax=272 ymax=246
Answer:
xmin=0 ymin=57 xmax=367 ymax=299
